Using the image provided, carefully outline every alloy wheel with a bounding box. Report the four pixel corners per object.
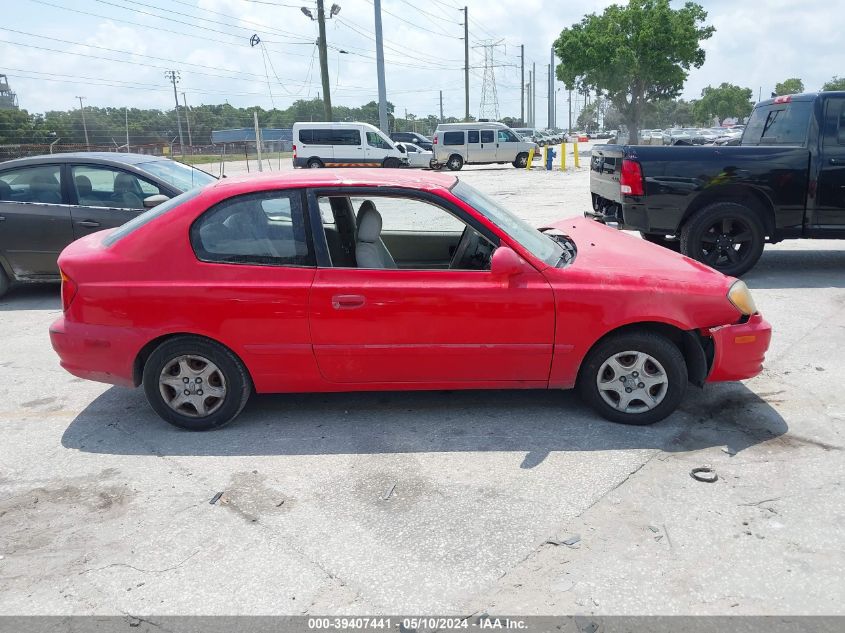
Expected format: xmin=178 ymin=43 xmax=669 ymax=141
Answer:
xmin=158 ymin=354 xmax=227 ymax=418
xmin=596 ymin=350 xmax=668 ymax=413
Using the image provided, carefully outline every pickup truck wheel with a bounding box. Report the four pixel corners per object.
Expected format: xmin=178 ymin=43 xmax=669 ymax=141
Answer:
xmin=640 ymin=232 xmax=681 ymax=252
xmin=513 ymin=152 xmax=529 ymax=168
xmin=680 ymin=203 xmax=764 ymax=276
xmin=446 ymin=154 xmax=464 ymax=171
xmin=577 ymin=332 xmax=687 ymax=426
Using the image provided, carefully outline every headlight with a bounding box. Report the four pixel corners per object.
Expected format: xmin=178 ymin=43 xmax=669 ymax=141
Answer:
xmin=727 ymin=280 xmax=757 ymax=315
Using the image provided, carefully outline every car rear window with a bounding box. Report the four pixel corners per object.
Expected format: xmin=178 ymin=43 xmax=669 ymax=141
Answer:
xmin=742 ymin=101 xmax=813 ymax=146
xmin=442 ymin=131 xmax=464 ymax=145
xmin=102 ymin=188 xmax=202 ymax=247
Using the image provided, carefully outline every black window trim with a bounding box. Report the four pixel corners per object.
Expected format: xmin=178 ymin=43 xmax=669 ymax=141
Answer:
xmin=190 ymin=188 xmax=316 ymax=268
xmin=67 ymin=163 xmax=170 ymax=208
xmin=0 ymin=162 xmax=68 ymax=206
xmin=305 ymin=186 xmax=500 ymax=269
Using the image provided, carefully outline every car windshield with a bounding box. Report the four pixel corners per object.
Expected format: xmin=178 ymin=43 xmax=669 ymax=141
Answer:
xmin=451 ymin=180 xmax=562 ymax=266
xmin=138 ymin=160 xmax=216 ymax=192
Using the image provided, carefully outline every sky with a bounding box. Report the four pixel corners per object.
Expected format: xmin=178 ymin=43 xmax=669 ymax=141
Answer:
xmin=1 ymin=0 xmax=843 ymax=128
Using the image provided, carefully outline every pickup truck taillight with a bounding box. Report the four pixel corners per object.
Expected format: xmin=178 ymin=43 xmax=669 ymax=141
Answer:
xmin=620 ymin=159 xmax=645 ymax=196
xmin=60 ymin=270 xmax=77 ymax=312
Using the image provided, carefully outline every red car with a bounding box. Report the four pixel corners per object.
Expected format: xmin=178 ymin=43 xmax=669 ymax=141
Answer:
xmin=50 ymin=170 xmax=771 ymax=431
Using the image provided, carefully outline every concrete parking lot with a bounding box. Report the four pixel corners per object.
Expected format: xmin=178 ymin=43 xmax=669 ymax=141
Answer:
xmin=0 ymin=161 xmax=843 ymax=617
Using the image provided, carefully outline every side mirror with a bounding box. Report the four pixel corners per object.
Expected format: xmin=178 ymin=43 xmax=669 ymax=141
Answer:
xmin=397 ymin=144 xmax=406 ymax=154
xmin=143 ymin=194 xmax=170 ymax=209
xmin=490 ymin=246 xmax=527 ymax=277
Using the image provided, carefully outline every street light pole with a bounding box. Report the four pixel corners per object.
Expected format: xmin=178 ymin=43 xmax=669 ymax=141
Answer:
xmin=373 ymin=0 xmax=388 ymax=133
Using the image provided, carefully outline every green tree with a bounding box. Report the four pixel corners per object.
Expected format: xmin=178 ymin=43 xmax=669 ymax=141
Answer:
xmin=554 ymin=0 xmax=713 ymax=144
xmin=693 ymin=83 xmax=753 ymax=124
xmin=823 ymin=76 xmax=845 ymax=91
xmin=775 ymin=77 xmax=804 ymax=95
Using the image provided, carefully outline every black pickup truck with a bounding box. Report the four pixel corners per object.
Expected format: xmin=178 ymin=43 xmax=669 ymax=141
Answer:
xmin=588 ymin=92 xmax=845 ymax=275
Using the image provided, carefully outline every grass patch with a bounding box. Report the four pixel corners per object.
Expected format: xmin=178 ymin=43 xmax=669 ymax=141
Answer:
xmin=177 ymin=152 xmax=293 ymax=165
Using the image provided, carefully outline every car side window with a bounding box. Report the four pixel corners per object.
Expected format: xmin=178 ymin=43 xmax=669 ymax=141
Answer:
xmin=481 ymin=130 xmax=495 ymax=143
xmin=71 ymin=165 xmax=162 ymax=209
xmin=824 ymin=98 xmax=845 ymax=146
xmin=191 ymin=191 xmax=313 ymax=267
xmin=366 ymin=131 xmax=390 ymax=149
xmin=442 ymin=131 xmax=464 ymax=145
xmin=0 ymin=164 xmax=62 ymax=204
xmin=467 ymin=130 xmax=479 ymax=143
xmin=498 ymin=130 xmax=515 ymax=143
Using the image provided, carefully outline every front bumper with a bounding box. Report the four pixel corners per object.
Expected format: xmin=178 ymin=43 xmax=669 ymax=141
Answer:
xmin=704 ymin=313 xmax=772 ymax=382
xmin=49 ymin=316 xmax=142 ymax=388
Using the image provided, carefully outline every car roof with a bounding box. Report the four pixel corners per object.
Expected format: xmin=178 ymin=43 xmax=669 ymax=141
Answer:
xmin=210 ymin=168 xmax=457 ymax=193
xmin=0 ymin=152 xmax=171 ymax=169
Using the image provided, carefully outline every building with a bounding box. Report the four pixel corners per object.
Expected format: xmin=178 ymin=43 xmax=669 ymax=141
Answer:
xmin=0 ymin=75 xmax=19 ymax=110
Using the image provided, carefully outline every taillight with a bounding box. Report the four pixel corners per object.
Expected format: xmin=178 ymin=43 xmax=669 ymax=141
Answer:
xmin=292 ymin=144 xmax=297 ymax=158
xmin=433 ymin=134 xmax=438 ymax=145
xmin=773 ymin=95 xmax=792 ymax=104
xmin=60 ymin=270 xmax=77 ymax=312
xmin=620 ymin=159 xmax=645 ymax=196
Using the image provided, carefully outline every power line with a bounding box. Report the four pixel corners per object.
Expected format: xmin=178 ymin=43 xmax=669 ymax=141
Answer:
xmin=362 ymin=0 xmax=462 ymax=39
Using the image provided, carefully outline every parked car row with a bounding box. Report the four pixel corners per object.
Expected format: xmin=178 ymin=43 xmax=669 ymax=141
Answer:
xmin=629 ymin=127 xmax=745 ymax=146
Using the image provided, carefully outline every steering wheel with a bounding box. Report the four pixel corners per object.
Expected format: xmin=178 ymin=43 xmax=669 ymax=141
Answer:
xmin=450 ymin=226 xmax=480 ymax=269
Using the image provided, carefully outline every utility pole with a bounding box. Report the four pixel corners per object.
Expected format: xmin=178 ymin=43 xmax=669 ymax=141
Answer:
xmin=568 ymin=88 xmax=572 ymax=132
xmin=253 ymin=111 xmax=263 ymax=172
xmin=182 ymin=92 xmax=193 ymax=147
xmin=316 ymin=0 xmax=333 ymax=120
xmin=164 ymin=71 xmax=184 ymax=155
xmin=549 ymin=47 xmax=555 ymax=128
xmin=76 ymin=96 xmax=89 ymax=150
xmin=520 ymin=45 xmax=525 ymax=125
xmin=547 ymin=63 xmax=552 ymax=129
xmin=527 ymin=71 xmax=532 ymax=126
xmin=439 ymin=90 xmax=444 ymax=123
xmin=373 ymin=0 xmax=388 ymax=133
xmin=463 ymin=6 xmax=469 ymax=120
xmin=532 ymin=62 xmax=536 ymax=129
xmin=124 ymin=107 xmax=129 ymax=153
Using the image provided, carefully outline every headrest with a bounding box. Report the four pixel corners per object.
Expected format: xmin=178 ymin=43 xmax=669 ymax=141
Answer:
xmin=356 ymin=201 xmax=382 ymax=243
xmin=0 ymin=180 xmax=11 ymax=200
xmin=75 ymin=175 xmax=92 ymax=196
xmin=114 ymin=173 xmax=136 ymax=192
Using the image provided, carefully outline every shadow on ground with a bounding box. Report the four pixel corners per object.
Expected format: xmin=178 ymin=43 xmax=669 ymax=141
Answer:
xmin=736 ymin=248 xmax=845 ymax=290
xmin=62 ymin=381 xmax=786 ymax=465
xmin=0 ymin=284 xmax=60 ymax=311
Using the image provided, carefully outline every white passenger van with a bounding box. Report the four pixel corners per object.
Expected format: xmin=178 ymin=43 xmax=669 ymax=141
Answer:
xmin=432 ymin=121 xmax=538 ymax=171
xmin=292 ymin=122 xmax=408 ymax=169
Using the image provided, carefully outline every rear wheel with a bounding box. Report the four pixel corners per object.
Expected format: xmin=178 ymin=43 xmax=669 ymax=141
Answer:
xmin=680 ymin=202 xmax=764 ymax=276
xmin=577 ymin=331 xmax=687 ymax=426
xmin=142 ymin=336 xmax=252 ymax=431
xmin=640 ymin=232 xmax=681 ymax=252
xmin=513 ymin=152 xmax=529 ymax=168
xmin=0 ymin=268 xmax=9 ymax=299
xmin=307 ymin=158 xmax=324 ymax=169
xmin=446 ymin=154 xmax=464 ymax=171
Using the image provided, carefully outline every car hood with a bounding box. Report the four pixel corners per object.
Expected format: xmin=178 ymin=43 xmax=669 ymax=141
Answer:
xmin=539 ymin=218 xmax=732 ymax=289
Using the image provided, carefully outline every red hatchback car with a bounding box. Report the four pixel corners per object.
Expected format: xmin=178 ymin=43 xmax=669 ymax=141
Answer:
xmin=50 ymin=170 xmax=771 ymax=430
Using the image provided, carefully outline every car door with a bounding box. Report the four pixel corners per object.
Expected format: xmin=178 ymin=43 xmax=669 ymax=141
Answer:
xmin=815 ymin=96 xmax=845 ymax=230
xmin=496 ymin=128 xmax=521 ymax=161
xmin=364 ymin=130 xmax=392 ymax=165
xmin=307 ymin=189 xmax=556 ymax=385
xmin=0 ymin=163 xmax=74 ymax=279
xmin=69 ymin=164 xmax=165 ymax=239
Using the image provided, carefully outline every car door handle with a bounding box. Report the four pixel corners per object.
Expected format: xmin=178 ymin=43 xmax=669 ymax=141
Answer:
xmin=76 ymin=220 xmax=101 ymax=228
xmin=831 ymin=158 xmax=841 ymax=165
xmin=332 ymin=294 xmax=366 ymax=310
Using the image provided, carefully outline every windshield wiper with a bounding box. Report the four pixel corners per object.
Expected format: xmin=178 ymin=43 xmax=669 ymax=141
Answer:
xmin=541 ymin=229 xmax=577 ymax=266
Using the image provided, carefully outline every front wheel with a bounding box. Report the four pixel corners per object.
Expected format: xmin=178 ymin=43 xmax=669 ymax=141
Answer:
xmin=142 ymin=336 xmax=252 ymax=431
xmin=383 ymin=157 xmax=401 ymax=168
xmin=513 ymin=152 xmax=529 ymax=168
xmin=0 ymin=268 xmax=9 ymax=299
xmin=577 ymin=332 xmax=687 ymax=425
xmin=679 ymin=202 xmax=765 ymax=276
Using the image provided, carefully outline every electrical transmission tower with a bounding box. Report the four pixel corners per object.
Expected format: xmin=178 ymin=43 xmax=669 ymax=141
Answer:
xmin=474 ymin=39 xmax=504 ymax=120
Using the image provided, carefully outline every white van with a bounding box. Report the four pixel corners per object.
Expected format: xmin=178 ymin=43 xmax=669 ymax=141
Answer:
xmin=292 ymin=122 xmax=408 ymax=169
xmin=432 ymin=122 xmax=538 ymax=170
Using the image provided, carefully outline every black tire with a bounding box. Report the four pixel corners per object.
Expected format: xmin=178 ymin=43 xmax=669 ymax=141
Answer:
xmin=142 ymin=336 xmax=252 ymax=431
xmin=577 ymin=331 xmax=687 ymax=426
xmin=383 ymin=157 xmax=401 ymax=169
xmin=0 ymin=268 xmax=9 ymax=299
xmin=513 ymin=152 xmax=529 ymax=168
xmin=429 ymin=159 xmax=440 ymax=170
xmin=446 ymin=154 xmax=464 ymax=171
xmin=307 ymin=158 xmax=324 ymax=169
xmin=640 ymin=232 xmax=681 ymax=252
xmin=680 ymin=202 xmax=765 ymax=276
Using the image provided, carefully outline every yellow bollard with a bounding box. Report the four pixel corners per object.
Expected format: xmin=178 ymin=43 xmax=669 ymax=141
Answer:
xmin=525 ymin=147 xmax=535 ymax=170
xmin=560 ymin=142 xmax=566 ymax=171
xmin=573 ymin=142 xmax=580 ymax=168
